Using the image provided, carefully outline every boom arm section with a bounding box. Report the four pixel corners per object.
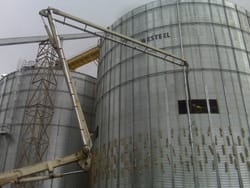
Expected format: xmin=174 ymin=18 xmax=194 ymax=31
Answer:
xmin=0 ymin=150 xmax=91 ymax=187
xmin=39 ymin=7 xmax=188 ymax=67
xmin=68 ymin=46 xmax=99 ymax=70
xmin=41 ymin=9 xmax=93 ymax=151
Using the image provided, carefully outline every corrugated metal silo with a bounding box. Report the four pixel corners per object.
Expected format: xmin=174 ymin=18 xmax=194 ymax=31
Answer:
xmin=0 ymin=67 xmax=96 ymax=188
xmin=92 ymin=0 xmax=250 ymax=187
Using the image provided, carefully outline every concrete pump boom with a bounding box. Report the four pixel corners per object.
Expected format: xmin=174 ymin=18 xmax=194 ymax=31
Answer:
xmin=0 ymin=150 xmax=90 ymax=186
xmin=39 ymin=7 xmax=188 ymax=67
xmin=0 ymin=7 xmax=189 ymax=187
xmin=41 ymin=8 xmax=93 ymax=151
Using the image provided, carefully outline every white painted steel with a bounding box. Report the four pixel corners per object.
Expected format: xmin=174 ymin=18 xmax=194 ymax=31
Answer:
xmin=0 ymin=33 xmax=102 ymax=46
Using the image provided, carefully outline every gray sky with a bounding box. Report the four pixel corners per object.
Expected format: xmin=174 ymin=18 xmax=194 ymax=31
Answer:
xmin=0 ymin=0 xmax=250 ymax=77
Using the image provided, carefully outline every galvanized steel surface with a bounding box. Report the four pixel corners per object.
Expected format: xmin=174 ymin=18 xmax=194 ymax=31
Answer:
xmin=0 ymin=67 xmax=96 ymax=188
xmin=92 ymin=0 xmax=250 ymax=187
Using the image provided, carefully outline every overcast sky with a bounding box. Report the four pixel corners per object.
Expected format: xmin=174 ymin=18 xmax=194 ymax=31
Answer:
xmin=0 ymin=0 xmax=250 ymax=77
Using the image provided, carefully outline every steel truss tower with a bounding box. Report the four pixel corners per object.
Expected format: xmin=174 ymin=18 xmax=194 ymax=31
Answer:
xmin=16 ymin=40 xmax=59 ymax=188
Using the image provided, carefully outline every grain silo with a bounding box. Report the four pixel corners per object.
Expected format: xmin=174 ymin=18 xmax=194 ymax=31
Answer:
xmin=0 ymin=66 xmax=96 ymax=188
xmin=92 ymin=0 xmax=250 ymax=187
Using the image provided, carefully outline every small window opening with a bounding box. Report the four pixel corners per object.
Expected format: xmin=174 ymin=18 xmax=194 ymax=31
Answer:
xmin=178 ymin=99 xmax=219 ymax=114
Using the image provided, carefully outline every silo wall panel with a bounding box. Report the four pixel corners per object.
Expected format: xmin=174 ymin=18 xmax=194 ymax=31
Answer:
xmin=0 ymin=68 xmax=96 ymax=188
xmin=92 ymin=0 xmax=250 ymax=187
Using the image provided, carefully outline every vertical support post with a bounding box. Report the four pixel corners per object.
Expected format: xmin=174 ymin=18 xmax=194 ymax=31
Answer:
xmin=16 ymin=40 xmax=58 ymax=188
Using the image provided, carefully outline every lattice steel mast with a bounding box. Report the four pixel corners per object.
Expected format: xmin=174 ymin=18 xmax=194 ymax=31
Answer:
xmin=16 ymin=40 xmax=59 ymax=188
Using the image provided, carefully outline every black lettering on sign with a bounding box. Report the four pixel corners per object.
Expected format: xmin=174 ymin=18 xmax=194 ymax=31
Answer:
xmin=140 ymin=32 xmax=170 ymax=43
